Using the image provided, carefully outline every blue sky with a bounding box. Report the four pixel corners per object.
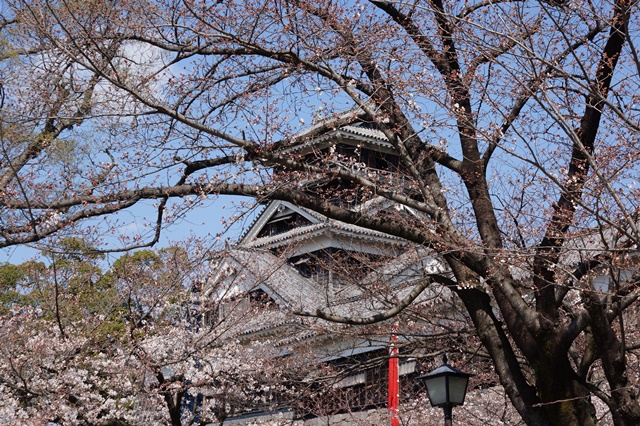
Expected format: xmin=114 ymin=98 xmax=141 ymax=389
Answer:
xmin=0 ymin=194 xmax=262 ymax=265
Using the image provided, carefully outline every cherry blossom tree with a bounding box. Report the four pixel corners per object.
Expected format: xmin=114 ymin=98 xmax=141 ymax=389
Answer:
xmin=1 ymin=0 xmax=640 ymax=424
xmin=0 ymin=243 xmax=303 ymax=425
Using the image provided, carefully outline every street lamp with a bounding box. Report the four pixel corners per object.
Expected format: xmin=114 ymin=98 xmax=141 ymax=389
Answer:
xmin=416 ymin=354 xmax=473 ymax=426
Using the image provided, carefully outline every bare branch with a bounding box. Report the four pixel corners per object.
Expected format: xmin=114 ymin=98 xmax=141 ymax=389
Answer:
xmin=294 ymin=275 xmax=432 ymax=324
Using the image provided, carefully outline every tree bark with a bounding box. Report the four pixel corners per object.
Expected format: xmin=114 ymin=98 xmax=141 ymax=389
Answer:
xmin=157 ymin=372 xmax=184 ymax=426
xmin=456 ymin=287 xmax=551 ymax=426
xmin=532 ymin=350 xmax=596 ymax=426
xmin=163 ymin=391 xmax=183 ymax=426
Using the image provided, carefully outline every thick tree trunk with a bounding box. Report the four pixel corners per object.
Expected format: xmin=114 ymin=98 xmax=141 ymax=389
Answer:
xmin=163 ymin=390 xmax=183 ymax=426
xmin=157 ymin=371 xmax=183 ymax=426
xmin=533 ymin=354 xmax=596 ymax=426
xmin=455 ymin=286 xmax=551 ymax=426
xmin=585 ymin=292 xmax=640 ymax=425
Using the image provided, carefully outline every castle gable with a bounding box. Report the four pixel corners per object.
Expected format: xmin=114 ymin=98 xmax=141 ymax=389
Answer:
xmin=240 ymin=200 xmax=324 ymax=246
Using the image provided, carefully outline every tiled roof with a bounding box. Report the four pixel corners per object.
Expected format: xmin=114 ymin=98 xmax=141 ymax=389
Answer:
xmin=282 ymin=124 xmax=393 ymax=154
xmin=277 ymin=104 xmax=393 ymax=154
xmin=240 ymin=200 xmax=332 ymax=244
xmin=273 ymin=329 xmax=319 ymax=348
xmin=220 ymin=242 xmax=449 ymax=315
xmin=508 ymin=224 xmax=639 ymax=284
xmin=340 ymin=124 xmax=388 ymax=141
xmin=207 ymin=238 xmax=455 ymax=366
xmin=233 ymin=310 xmax=297 ymax=336
xmin=245 ymin=217 xmax=405 ymax=249
xmin=226 ymin=248 xmax=330 ymax=311
xmin=290 ymin=105 xmax=377 ymax=139
xmin=560 ymin=225 xmax=638 ymax=266
xmin=361 ymin=247 xmax=446 ymax=285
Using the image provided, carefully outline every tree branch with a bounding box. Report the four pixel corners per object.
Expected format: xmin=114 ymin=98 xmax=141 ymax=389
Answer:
xmin=293 ymin=275 xmax=433 ymax=324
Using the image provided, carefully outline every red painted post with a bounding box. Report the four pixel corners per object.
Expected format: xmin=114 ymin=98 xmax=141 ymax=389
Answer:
xmin=388 ymin=334 xmax=400 ymax=426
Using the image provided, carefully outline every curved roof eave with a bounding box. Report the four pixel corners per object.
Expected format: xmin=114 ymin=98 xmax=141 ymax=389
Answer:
xmin=244 ymin=220 xmax=406 ymax=250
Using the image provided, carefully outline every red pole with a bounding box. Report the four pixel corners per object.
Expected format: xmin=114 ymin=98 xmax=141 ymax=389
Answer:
xmin=388 ymin=333 xmax=400 ymax=426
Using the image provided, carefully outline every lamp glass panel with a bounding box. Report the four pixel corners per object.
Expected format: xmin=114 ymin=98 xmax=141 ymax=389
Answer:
xmin=448 ymin=375 xmax=469 ymax=405
xmin=424 ymin=375 xmax=448 ymax=406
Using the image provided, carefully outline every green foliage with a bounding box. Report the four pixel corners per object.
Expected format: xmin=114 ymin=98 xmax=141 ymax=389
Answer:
xmin=0 ymin=34 xmax=19 ymax=60
xmin=0 ymin=262 xmax=24 ymax=291
xmin=56 ymin=237 xmax=105 ymax=262
xmin=0 ymin=243 xmax=194 ymax=343
xmin=49 ymin=138 xmax=79 ymax=167
xmin=0 ymin=262 xmax=26 ymax=314
xmin=112 ymin=249 xmax=161 ymax=278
